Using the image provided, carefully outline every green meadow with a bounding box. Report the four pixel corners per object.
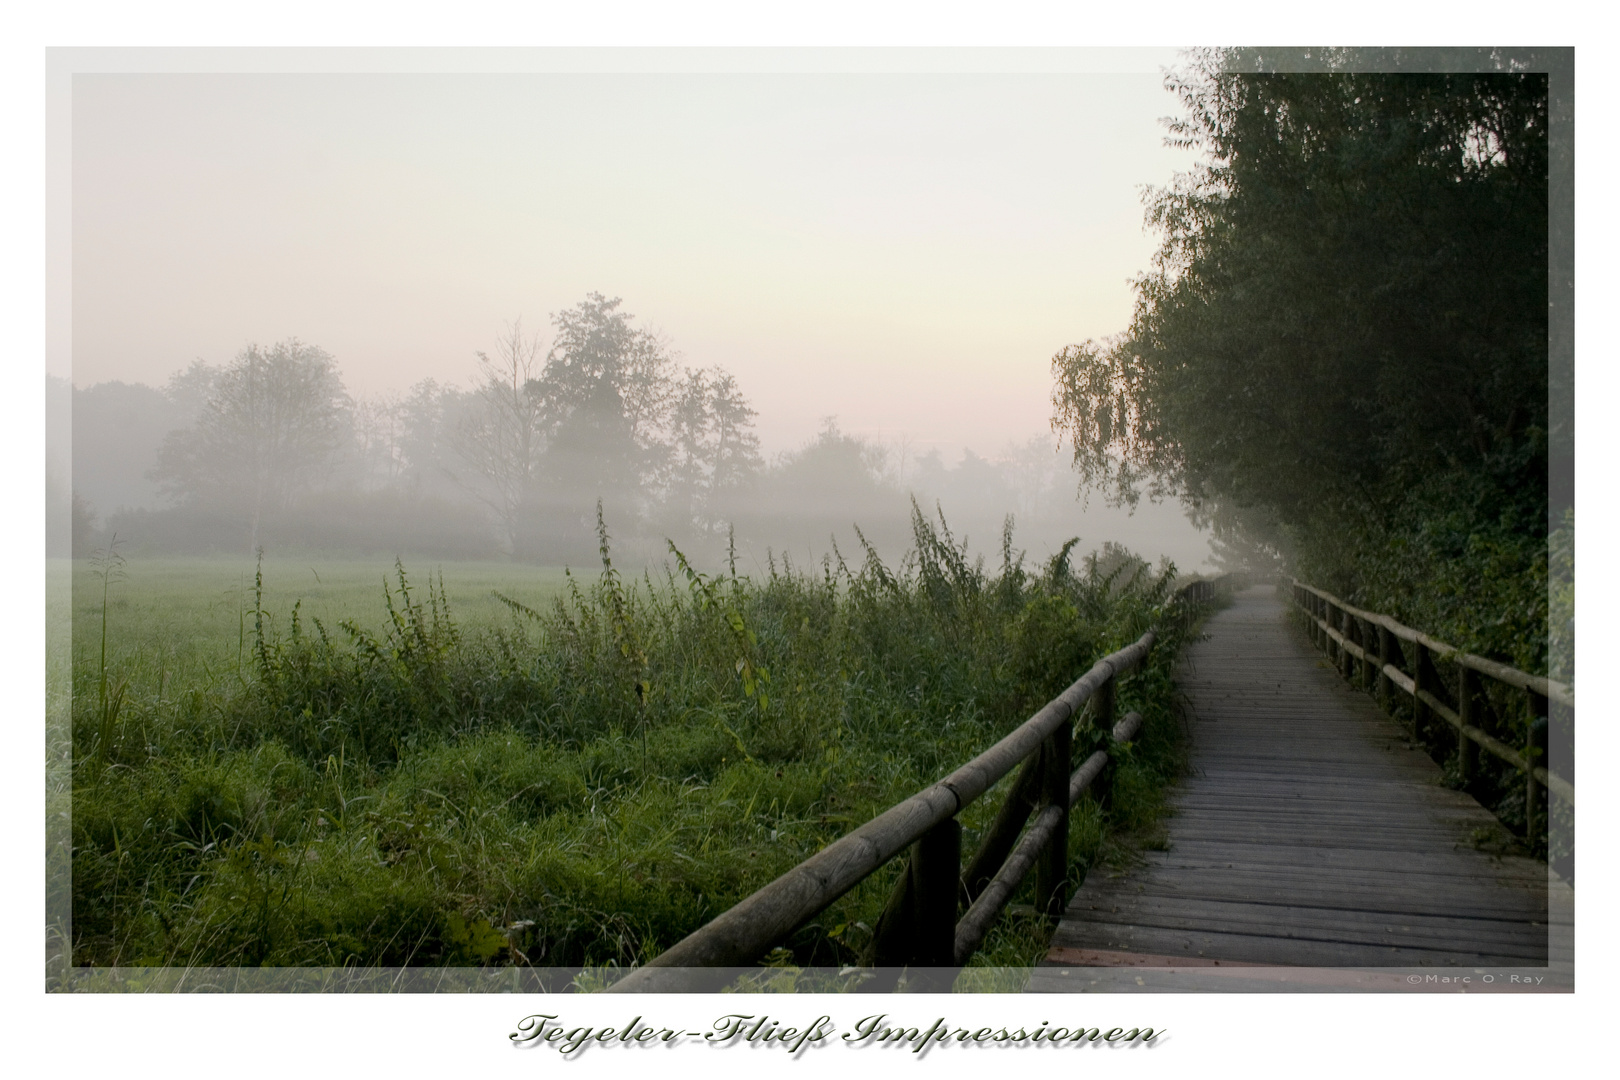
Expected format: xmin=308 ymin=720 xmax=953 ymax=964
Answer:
xmin=59 ymin=514 xmax=1195 ymax=991
xmin=64 ymin=555 xmax=572 ymax=694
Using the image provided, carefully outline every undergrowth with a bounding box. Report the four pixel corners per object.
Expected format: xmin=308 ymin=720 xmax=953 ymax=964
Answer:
xmin=70 ymin=504 xmax=1197 ymax=986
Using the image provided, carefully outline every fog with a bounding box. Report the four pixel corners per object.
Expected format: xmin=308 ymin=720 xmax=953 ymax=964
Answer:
xmin=54 ymin=62 xmax=1214 ymax=575
xmin=52 ymin=318 xmax=1211 ymax=575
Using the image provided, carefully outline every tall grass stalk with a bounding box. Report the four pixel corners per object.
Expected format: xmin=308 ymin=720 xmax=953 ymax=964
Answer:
xmin=89 ymin=534 xmax=127 ymax=763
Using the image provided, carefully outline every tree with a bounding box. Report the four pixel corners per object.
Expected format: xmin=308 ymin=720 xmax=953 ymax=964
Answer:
xmin=163 ymin=359 xmax=220 ymax=422
xmin=1055 ymin=60 xmax=1545 ymax=515
xmin=665 ymin=367 xmax=714 ymax=534
xmin=998 ymin=435 xmax=1064 ymax=527
xmin=663 ymin=366 xmax=764 ymax=541
xmin=448 ymin=322 xmax=549 ymax=554
xmin=530 ymin=293 xmax=677 ymax=553
xmin=742 ymin=419 xmax=909 ymax=560
xmin=152 ymin=339 xmax=350 ymax=550
xmin=769 ymin=420 xmax=888 ymax=515
xmin=708 ymin=369 xmax=763 ymax=501
xmin=350 ymin=390 xmax=407 ymax=490
xmin=1050 ymin=52 xmax=1551 ymax=664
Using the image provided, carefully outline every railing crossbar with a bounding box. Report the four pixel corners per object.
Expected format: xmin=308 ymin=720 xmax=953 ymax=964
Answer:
xmin=953 ymin=709 xmax=1143 ymax=964
xmin=1291 ymin=580 xmax=1573 ymax=810
xmin=1294 ymin=581 xmax=1571 ymax=708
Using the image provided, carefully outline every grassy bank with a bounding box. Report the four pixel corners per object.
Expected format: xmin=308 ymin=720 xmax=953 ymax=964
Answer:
xmin=66 ymin=510 xmax=1194 ymax=988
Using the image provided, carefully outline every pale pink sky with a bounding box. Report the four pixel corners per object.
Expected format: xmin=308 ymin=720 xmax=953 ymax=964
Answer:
xmin=66 ymin=53 xmax=1197 ymax=464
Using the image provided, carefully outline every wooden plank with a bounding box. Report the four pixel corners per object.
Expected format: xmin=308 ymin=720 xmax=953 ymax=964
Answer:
xmin=1050 ymin=919 xmax=1543 ymax=968
xmin=1085 ymin=861 xmax=1548 ymax=898
xmin=1058 ymin=901 xmax=1547 ymax=943
xmin=1068 ymin=881 xmax=1546 ymax=924
xmin=1164 ymin=807 xmax=1509 ymax=831
xmin=1057 ymin=897 xmax=1547 ymax=953
xmin=1144 ymin=828 xmax=1507 ymax=854
xmin=1051 ymin=923 xmax=1547 ymax=964
xmin=1164 ymin=804 xmax=1490 ymax=826
xmin=1029 ymin=956 xmax=1572 ymax=994
xmin=1120 ymin=840 xmax=1549 ymax=884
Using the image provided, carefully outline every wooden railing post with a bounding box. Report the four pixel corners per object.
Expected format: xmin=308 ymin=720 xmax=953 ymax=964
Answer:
xmin=1457 ymin=665 xmax=1478 ymax=786
xmin=1346 ymin=613 xmax=1359 ymax=681
xmin=1348 ymin=614 xmax=1362 ymax=683
xmin=1343 ymin=610 xmax=1355 ymax=677
xmin=1348 ymin=613 xmax=1361 ymax=683
xmin=1412 ymin=641 xmax=1432 ymax=740
xmin=861 ymin=815 xmax=962 ymax=984
xmin=1033 ymin=712 xmax=1074 ymax=920
xmin=1526 ymin=689 xmax=1548 ymax=847
xmin=1376 ymin=623 xmax=1393 ymax=709
xmin=1336 ymin=606 xmax=1350 ymax=677
xmin=910 ymin=817 xmax=962 ymax=969
xmin=1325 ymin=602 xmax=1338 ymax=667
xmin=1090 ymin=673 xmax=1118 ymax=805
xmin=1360 ymin=618 xmax=1376 ymax=692
xmin=1096 ymin=669 xmax=1116 ymax=740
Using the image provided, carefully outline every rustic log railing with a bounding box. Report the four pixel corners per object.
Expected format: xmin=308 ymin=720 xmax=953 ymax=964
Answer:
xmin=603 ymin=577 xmax=1232 ymax=993
xmin=1290 ymin=580 xmax=1573 ymax=847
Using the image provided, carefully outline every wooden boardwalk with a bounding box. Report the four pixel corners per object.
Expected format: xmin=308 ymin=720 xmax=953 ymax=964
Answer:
xmin=1029 ymin=586 xmax=1572 ymax=993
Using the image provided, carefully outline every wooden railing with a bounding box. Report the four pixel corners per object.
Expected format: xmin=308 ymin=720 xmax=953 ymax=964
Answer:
xmin=604 ymin=577 xmax=1233 ymax=992
xmin=1291 ymin=580 xmax=1573 ymax=847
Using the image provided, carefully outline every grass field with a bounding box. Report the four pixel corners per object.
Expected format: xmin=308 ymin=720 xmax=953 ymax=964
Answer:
xmin=59 ymin=516 xmax=1197 ymax=991
xmin=64 ymin=554 xmax=573 ymax=698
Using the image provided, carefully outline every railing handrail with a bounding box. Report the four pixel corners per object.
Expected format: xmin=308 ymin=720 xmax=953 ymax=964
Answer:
xmin=604 ymin=577 xmax=1231 ymax=992
xmin=1289 ymin=578 xmax=1572 ymax=853
xmin=1292 ymin=579 xmax=1572 ymax=708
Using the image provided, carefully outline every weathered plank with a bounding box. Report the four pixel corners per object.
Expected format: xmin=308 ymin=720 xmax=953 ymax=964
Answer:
xmin=1029 ymin=952 xmax=1569 ymax=993
xmin=1034 ymin=586 xmax=1570 ymax=993
xmin=1056 ymin=895 xmax=1548 ymax=952
xmin=1047 ymin=920 xmax=1542 ymax=967
xmin=1118 ymin=840 xmax=1549 ymax=885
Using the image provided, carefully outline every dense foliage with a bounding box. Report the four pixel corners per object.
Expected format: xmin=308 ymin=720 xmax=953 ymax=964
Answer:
xmin=1051 ymin=52 xmax=1553 ymax=673
xmin=70 ymin=512 xmax=1191 ymax=980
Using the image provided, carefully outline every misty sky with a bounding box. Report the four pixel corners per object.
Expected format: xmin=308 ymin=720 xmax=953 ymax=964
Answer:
xmin=68 ymin=59 xmax=1198 ymax=461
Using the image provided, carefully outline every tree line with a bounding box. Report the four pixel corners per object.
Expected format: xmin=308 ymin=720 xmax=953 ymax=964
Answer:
xmin=1049 ymin=49 xmax=1562 ymax=674
xmin=66 ymin=292 xmax=1085 ymax=568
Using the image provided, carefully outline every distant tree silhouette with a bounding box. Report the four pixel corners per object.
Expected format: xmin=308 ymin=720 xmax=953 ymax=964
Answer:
xmin=152 ymin=339 xmax=350 ymax=551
